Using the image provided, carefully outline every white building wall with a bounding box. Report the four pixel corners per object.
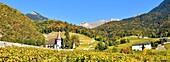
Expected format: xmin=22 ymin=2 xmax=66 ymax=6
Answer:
xmin=57 ymin=40 xmax=62 ymax=49
xmin=132 ymin=45 xmax=142 ymax=51
xmin=144 ymin=44 xmax=152 ymax=49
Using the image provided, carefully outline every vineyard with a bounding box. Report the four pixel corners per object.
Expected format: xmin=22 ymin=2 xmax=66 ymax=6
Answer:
xmin=0 ymin=47 xmax=170 ymax=62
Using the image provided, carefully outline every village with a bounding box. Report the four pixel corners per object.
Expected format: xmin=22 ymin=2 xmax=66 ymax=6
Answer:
xmin=0 ymin=30 xmax=170 ymax=53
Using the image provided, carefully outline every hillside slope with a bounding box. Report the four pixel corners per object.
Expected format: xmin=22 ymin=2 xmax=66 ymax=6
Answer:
xmin=43 ymin=32 xmax=92 ymax=44
xmin=94 ymin=0 xmax=170 ymax=39
xmin=150 ymin=0 xmax=170 ymax=15
xmin=0 ymin=3 xmax=45 ymax=45
xmin=43 ymin=32 xmax=98 ymax=50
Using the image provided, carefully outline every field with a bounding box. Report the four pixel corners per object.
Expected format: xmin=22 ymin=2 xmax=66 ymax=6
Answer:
xmin=43 ymin=32 xmax=98 ymax=50
xmin=106 ymin=36 xmax=159 ymax=51
xmin=165 ymin=43 xmax=170 ymax=50
xmin=0 ymin=47 xmax=170 ymax=62
xmin=43 ymin=32 xmax=92 ymax=44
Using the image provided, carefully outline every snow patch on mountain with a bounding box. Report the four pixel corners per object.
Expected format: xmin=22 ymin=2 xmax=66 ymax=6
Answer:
xmin=78 ymin=18 xmax=121 ymax=29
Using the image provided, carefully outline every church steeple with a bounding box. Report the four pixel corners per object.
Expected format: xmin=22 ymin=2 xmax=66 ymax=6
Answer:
xmin=54 ymin=31 xmax=62 ymax=49
xmin=57 ymin=31 xmax=61 ymax=40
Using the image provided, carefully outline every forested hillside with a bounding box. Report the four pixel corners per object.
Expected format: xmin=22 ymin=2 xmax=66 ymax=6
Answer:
xmin=150 ymin=0 xmax=170 ymax=15
xmin=0 ymin=3 xmax=45 ymax=46
xmin=35 ymin=20 xmax=105 ymax=40
xmin=94 ymin=0 xmax=170 ymax=40
xmin=1 ymin=0 xmax=170 ymax=47
xmin=0 ymin=2 xmax=106 ymax=46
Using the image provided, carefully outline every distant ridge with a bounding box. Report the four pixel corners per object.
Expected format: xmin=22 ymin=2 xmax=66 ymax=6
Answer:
xmin=26 ymin=11 xmax=48 ymax=21
xmin=94 ymin=0 xmax=170 ymax=38
xmin=78 ymin=18 xmax=121 ymax=29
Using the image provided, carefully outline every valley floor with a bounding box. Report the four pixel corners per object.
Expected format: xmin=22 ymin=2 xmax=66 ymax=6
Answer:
xmin=0 ymin=36 xmax=170 ymax=61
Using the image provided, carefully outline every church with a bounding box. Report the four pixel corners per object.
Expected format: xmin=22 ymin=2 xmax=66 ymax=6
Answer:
xmin=45 ymin=31 xmax=76 ymax=49
xmin=46 ymin=31 xmax=62 ymax=49
xmin=54 ymin=31 xmax=62 ymax=49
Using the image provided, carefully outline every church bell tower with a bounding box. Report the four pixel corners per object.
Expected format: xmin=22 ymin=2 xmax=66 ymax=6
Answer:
xmin=54 ymin=31 xmax=62 ymax=49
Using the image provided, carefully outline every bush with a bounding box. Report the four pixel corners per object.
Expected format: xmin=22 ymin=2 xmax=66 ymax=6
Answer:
xmin=151 ymin=41 xmax=158 ymax=48
xmin=120 ymin=47 xmax=131 ymax=54
xmin=109 ymin=41 xmax=114 ymax=46
xmin=112 ymin=47 xmax=118 ymax=53
xmin=120 ymin=39 xmax=130 ymax=44
xmin=95 ymin=41 xmax=108 ymax=51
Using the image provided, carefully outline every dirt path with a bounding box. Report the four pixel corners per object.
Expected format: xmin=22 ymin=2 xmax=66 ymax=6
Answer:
xmin=83 ymin=38 xmax=95 ymax=50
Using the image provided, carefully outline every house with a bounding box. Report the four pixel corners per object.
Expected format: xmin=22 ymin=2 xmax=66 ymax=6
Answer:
xmin=160 ymin=37 xmax=168 ymax=41
xmin=160 ymin=37 xmax=169 ymax=42
xmin=46 ymin=31 xmax=62 ymax=49
xmin=132 ymin=41 xmax=152 ymax=51
xmin=143 ymin=42 xmax=152 ymax=49
xmin=132 ymin=43 xmax=143 ymax=51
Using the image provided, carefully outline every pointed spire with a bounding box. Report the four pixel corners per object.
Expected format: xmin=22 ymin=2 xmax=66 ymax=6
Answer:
xmin=57 ymin=31 xmax=61 ymax=40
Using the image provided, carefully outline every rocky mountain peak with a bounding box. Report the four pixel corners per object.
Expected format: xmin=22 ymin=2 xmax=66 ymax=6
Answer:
xmin=26 ymin=11 xmax=48 ymax=21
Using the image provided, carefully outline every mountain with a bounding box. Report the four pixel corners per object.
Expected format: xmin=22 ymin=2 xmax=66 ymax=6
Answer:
xmin=94 ymin=0 xmax=170 ymax=39
xmin=78 ymin=18 xmax=121 ymax=29
xmin=0 ymin=3 xmax=45 ymax=45
xmin=26 ymin=11 xmax=48 ymax=21
xmin=150 ymin=0 xmax=170 ymax=15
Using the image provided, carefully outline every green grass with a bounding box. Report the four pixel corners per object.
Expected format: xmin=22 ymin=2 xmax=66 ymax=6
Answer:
xmin=165 ymin=43 xmax=170 ymax=50
xmin=106 ymin=36 xmax=159 ymax=51
xmin=156 ymin=46 xmax=167 ymax=52
xmin=43 ymin=32 xmax=94 ymax=50
xmin=89 ymin=41 xmax=99 ymax=50
xmin=76 ymin=41 xmax=99 ymax=50
xmin=43 ymin=32 xmax=92 ymax=44
xmin=76 ymin=44 xmax=89 ymax=49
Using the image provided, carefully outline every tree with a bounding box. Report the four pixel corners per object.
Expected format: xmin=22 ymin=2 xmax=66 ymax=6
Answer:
xmin=120 ymin=39 xmax=130 ymax=44
xmin=112 ymin=47 xmax=118 ymax=53
xmin=120 ymin=47 xmax=131 ymax=54
xmin=64 ymin=31 xmax=71 ymax=49
xmin=65 ymin=31 xmax=70 ymax=40
xmin=109 ymin=41 xmax=114 ymax=46
xmin=95 ymin=41 xmax=107 ymax=51
xmin=61 ymin=38 xmax=65 ymax=49
xmin=71 ymin=35 xmax=80 ymax=47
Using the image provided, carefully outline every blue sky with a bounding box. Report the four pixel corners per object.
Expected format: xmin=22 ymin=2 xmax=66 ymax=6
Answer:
xmin=0 ymin=0 xmax=163 ymax=24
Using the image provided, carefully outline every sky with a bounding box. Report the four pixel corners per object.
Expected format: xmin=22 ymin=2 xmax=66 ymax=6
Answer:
xmin=0 ymin=0 xmax=163 ymax=24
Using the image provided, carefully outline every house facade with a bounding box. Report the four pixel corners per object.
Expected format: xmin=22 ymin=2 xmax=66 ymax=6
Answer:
xmin=132 ymin=42 xmax=152 ymax=51
xmin=143 ymin=42 xmax=152 ymax=49
xmin=132 ymin=44 xmax=143 ymax=51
